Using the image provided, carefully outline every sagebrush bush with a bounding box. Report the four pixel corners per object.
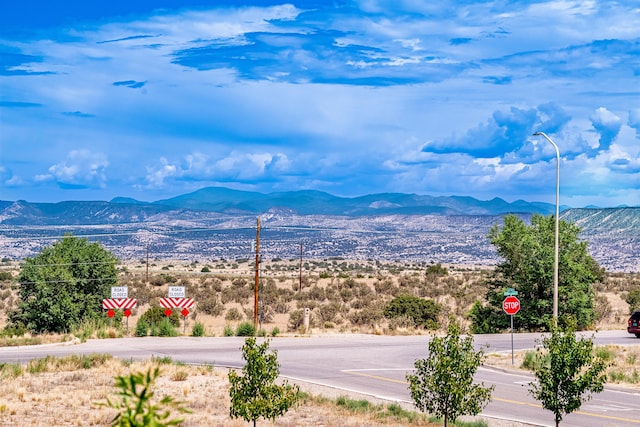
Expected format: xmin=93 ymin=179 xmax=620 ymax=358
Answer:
xmin=225 ymin=307 xmax=243 ymax=321
xmin=198 ymin=295 xmax=224 ymax=316
xmin=384 ymin=295 xmax=441 ymax=329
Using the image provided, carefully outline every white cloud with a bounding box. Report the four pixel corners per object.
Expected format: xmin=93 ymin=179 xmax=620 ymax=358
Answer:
xmin=38 ymin=150 xmax=109 ymax=188
xmin=144 ymin=157 xmax=179 ymax=188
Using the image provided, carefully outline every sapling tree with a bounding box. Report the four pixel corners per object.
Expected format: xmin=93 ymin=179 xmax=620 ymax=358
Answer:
xmin=100 ymin=366 xmax=190 ymax=427
xmin=229 ymin=337 xmax=299 ymax=426
xmin=406 ymin=321 xmax=494 ymax=427
xmin=528 ymin=322 xmax=610 ymax=426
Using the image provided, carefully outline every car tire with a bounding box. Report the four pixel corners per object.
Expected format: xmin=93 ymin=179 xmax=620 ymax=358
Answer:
xmin=636 ymin=333 xmax=640 ymax=338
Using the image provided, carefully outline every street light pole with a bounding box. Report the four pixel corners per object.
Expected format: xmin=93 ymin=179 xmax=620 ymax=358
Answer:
xmin=533 ymin=132 xmax=560 ymax=322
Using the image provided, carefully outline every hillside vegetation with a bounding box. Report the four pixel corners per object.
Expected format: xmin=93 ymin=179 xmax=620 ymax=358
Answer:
xmin=1 ymin=257 xmax=637 ymax=338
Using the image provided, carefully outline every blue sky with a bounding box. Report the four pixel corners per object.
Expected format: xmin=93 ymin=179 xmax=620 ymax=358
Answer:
xmin=1 ymin=0 xmax=638 ymax=207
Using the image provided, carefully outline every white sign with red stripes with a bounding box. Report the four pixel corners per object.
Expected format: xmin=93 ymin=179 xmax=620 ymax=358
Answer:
xmin=159 ymin=297 xmax=195 ymax=309
xmin=102 ymin=298 xmax=137 ymax=309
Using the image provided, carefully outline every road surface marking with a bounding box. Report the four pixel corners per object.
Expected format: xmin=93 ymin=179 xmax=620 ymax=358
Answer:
xmin=342 ymin=370 xmax=640 ymax=424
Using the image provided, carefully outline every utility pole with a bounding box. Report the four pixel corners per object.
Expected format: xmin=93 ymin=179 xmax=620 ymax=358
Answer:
xmin=146 ymin=243 xmax=149 ymax=283
xmin=299 ymin=241 xmax=303 ymax=292
xmin=254 ymin=217 xmax=260 ymax=331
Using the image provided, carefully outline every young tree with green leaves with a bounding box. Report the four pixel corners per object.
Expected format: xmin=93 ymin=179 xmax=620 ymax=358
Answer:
xmin=528 ymin=322 xmax=610 ymax=427
xmin=229 ymin=337 xmax=299 ymax=427
xmin=12 ymin=235 xmax=118 ymax=333
xmin=469 ymin=214 xmax=603 ymax=333
xmin=99 ymin=366 xmax=190 ymax=427
xmin=406 ymin=321 xmax=494 ymax=427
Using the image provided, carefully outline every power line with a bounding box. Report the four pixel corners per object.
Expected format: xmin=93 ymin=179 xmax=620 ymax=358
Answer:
xmin=20 ymin=260 xmax=117 ymax=268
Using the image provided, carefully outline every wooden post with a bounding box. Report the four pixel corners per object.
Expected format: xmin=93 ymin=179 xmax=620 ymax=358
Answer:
xmin=299 ymin=241 xmax=303 ymax=292
xmin=146 ymin=243 xmax=149 ymax=283
xmin=254 ymin=217 xmax=260 ymax=331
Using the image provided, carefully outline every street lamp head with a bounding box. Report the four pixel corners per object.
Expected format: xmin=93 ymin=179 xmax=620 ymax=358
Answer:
xmin=532 ymin=132 xmax=542 ymax=136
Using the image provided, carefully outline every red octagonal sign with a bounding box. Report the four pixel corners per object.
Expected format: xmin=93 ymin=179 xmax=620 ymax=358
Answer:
xmin=503 ymin=296 xmax=521 ymax=315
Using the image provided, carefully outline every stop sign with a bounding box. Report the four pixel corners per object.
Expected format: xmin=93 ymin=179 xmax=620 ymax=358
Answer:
xmin=503 ymin=295 xmax=521 ymax=315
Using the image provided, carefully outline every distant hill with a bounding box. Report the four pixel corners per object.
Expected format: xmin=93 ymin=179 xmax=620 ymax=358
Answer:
xmin=0 ymin=200 xmax=177 ymax=225
xmin=0 ymin=187 xmax=562 ymax=224
xmin=0 ymin=189 xmax=637 ymax=271
xmin=151 ymin=186 xmax=559 ymax=216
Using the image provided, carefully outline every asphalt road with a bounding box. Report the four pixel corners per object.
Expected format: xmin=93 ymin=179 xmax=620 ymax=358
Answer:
xmin=2 ymin=331 xmax=639 ymax=426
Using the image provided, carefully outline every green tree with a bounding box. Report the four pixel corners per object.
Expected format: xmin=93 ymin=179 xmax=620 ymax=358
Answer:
xmin=99 ymin=366 xmax=190 ymax=427
xmin=229 ymin=337 xmax=299 ymax=427
xmin=528 ymin=322 xmax=609 ymax=427
xmin=12 ymin=235 xmax=118 ymax=333
xmin=471 ymin=214 xmax=602 ymax=333
xmin=624 ymin=289 xmax=640 ymax=313
xmin=384 ymin=295 xmax=441 ymax=329
xmin=406 ymin=321 xmax=494 ymax=427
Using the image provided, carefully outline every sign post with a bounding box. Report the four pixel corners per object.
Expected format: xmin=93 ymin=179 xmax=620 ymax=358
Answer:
xmin=503 ymin=290 xmax=521 ymax=365
xmin=103 ymin=296 xmax=137 ymax=332
xmin=160 ymin=296 xmax=195 ymax=334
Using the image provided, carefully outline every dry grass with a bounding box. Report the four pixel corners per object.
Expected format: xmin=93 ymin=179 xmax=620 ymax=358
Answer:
xmin=0 ymin=357 xmax=440 ymax=427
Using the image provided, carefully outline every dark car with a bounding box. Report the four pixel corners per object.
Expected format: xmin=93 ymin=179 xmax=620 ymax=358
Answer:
xmin=628 ymin=311 xmax=640 ymax=337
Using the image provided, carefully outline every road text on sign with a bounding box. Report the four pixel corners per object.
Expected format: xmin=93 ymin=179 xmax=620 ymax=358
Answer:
xmin=503 ymin=296 xmax=521 ymax=315
xmin=168 ymin=286 xmax=186 ymax=298
xmin=111 ymin=286 xmax=128 ymax=299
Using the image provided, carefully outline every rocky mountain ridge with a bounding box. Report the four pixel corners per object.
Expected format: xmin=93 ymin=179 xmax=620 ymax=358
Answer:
xmin=0 ymin=188 xmax=637 ymax=272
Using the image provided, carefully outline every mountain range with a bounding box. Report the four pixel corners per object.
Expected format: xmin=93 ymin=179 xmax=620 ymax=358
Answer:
xmin=0 ymin=187 xmax=637 ymax=272
xmin=0 ymin=187 xmax=563 ymax=225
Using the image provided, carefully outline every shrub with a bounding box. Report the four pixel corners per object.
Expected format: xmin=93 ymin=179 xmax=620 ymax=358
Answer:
xmin=625 ymin=289 xmax=640 ymax=313
xmin=384 ymin=295 xmax=441 ymax=329
xmin=425 ymin=263 xmax=448 ymax=276
xmin=288 ymin=309 xmax=305 ymax=332
xmin=225 ymin=307 xmax=243 ymax=321
xmin=349 ymin=304 xmax=385 ymax=327
xmin=135 ymin=318 xmax=149 ymax=337
xmin=198 ymin=295 xmax=224 ymax=317
xmin=2 ymin=323 xmax=28 ymax=338
xmin=522 ymin=350 xmax=545 ymax=371
xmin=171 ymin=370 xmax=189 ymax=381
xmin=139 ymin=307 xmax=180 ymax=329
xmin=158 ymin=318 xmax=178 ymax=337
xmin=191 ymin=321 xmax=206 ymax=337
xmin=318 ymin=302 xmax=341 ymax=323
xmin=388 ymin=315 xmax=415 ymax=330
xmin=223 ymin=325 xmax=234 ymax=337
xmin=236 ymin=322 xmax=255 ymax=337
xmin=201 ymin=266 xmax=211 ymax=273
